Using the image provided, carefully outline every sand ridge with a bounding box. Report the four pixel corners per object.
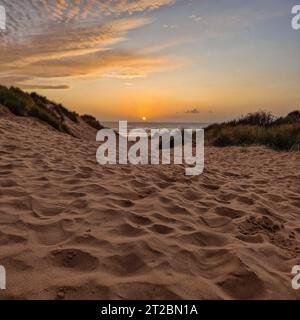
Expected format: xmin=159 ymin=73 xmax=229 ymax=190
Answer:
xmin=1 ymin=110 xmax=300 ymax=300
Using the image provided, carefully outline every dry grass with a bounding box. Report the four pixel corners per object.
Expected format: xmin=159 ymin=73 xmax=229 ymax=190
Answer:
xmin=206 ymin=111 xmax=300 ymax=151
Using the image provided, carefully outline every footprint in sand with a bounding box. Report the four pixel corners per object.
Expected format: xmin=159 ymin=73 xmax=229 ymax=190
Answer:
xmin=215 ymin=206 xmax=244 ymax=219
xmin=149 ymin=224 xmax=174 ymax=235
xmin=51 ymin=249 xmax=99 ymax=271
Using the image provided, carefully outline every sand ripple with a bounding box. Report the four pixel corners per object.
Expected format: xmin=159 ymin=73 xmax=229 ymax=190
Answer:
xmin=1 ymin=113 xmax=300 ymax=299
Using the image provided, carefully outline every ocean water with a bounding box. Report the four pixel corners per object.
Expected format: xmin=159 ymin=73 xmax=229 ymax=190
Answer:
xmin=103 ymin=122 xmax=209 ymax=132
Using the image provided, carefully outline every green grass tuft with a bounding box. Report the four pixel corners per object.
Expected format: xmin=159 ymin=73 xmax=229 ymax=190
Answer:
xmin=0 ymin=85 xmax=70 ymax=133
xmin=206 ymin=111 xmax=300 ymax=151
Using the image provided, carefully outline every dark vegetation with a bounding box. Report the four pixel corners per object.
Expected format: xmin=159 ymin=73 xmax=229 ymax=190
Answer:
xmin=31 ymin=92 xmax=79 ymax=124
xmin=0 ymin=85 xmax=103 ymax=135
xmin=0 ymin=85 xmax=71 ymax=133
xmin=80 ymin=114 xmax=104 ymax=130
xmin=206 ymin=110 xmax=300 ymax=151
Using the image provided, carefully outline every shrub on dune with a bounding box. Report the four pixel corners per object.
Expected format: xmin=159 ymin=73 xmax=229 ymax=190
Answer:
xmin=206 ymin=110 xmax=300 ymax=151
xmin=81 ymin=114 xmax=104 ymax=130
xmin=229 ymin=111 xmax=275 ymax=127
xmin=30 ymin=92 xmax=79 ymax=123
xmin=0 ymin=85 xmax=68 ymax=133
xmin=263 ymin=124 xmax=300 ymax=151
xmin=0 ymin=86 xmax=35 ymax=116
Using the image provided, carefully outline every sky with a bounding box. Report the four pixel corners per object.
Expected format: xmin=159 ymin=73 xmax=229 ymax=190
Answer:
xmin=0 ymin=0 xmax=299 ymax=122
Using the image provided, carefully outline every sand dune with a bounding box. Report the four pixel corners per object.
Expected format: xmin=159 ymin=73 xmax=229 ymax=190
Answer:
xmin=1 ymin=108 xmax=300 ymax=300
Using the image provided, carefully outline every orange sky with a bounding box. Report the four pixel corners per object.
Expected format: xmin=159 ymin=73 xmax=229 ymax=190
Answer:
xmin=0 ymin=0 xmax=299 ymax=122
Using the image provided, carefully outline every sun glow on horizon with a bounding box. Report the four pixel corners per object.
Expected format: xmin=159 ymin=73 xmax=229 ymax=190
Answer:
xmin=1 ymin=1 xmax=299 ymax=122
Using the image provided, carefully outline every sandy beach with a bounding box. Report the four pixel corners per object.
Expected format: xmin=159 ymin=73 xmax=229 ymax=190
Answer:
xmin=1 ymin=106 xmax=300 ymax=300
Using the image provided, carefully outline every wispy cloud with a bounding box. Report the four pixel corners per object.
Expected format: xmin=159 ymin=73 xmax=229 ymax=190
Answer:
xmin=163 ymin=24 xmax=179 ymax=29
xmin=189 ymin=14 xmax=202 ymax=22
xmin=19 ymin=49 xmax=183 ymax=78
xmin=0 ymin=0 xmax=178 ymax=89
xmin=185 ymin=108 xmax=200 ymax=114
xmin=19 ymin=84 xmax=70 ymax=90
xmin=1 ymin=0 xmax=177 ymax=29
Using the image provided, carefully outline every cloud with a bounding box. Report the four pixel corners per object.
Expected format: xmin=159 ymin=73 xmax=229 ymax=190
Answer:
xmin=142 ymin=38 xmax=194 ymax=54
xmin=0 ymin=17 xmax=150 ymax=66
xmin=185 ymin=108 xmax=200 ymax=114
xmin=163 ymin=24 xmax=179 ymax=29
xmin=1 ymin=0 xmax=176 ymax=27
xmin=19 ymin=84 xmax=70 ymax=90
xmin=189 ymin=14 xmax=202 ymax=22
xmin=0 ymin=0 xmax=179 ymax=88
xmin=6 ymin=48 xmax=183 ymax=80
xmin=0 ymin=0 xmax=182 ymax=89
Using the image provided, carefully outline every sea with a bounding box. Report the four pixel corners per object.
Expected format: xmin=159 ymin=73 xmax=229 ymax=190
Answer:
xmin=103 ymin=122 xmax=209 ymax=132
xmin=102 ymin=122 xmax=209 ymax=138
